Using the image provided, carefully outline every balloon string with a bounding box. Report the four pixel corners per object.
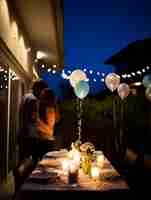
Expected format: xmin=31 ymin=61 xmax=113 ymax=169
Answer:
xmin=77 ymin=98 xmax=83 ymax=142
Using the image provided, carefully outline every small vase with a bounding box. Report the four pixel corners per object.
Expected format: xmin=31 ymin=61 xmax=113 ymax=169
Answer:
xmin=81 ymin=154 xmax=92 ymax=175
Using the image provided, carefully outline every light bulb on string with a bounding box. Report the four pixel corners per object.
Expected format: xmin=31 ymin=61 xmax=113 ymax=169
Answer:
xmin=102 ymin=73 xmax=105 ymax=77
xmin=52 ymin=64 xmax=57 ymax=68
xmin=52 ymin=70 xmax=56 ymax=74
xmin=93 ymin=78 xmax=96 ymax=82
xmin=41 ymin=64 xmax=45 ymax=68
xmin=101 ymin=78 xmax=104 ymax=82
xmin=97 ymin=72 xmax=100 ymax=76
xmin=146 ymin=66 xmax=150 ymax=70
xmin=47 ymin=68 xmax=51 ymax=72
xmin=131 ymin=72 xmax=135 ymax=76
xmin=83 ymin=68 xmax=87 ymax=72
xmin=142 ymin=69 xmax=146 ymax=73
xmin=89 ymin=70 xmax=93 ymax=74
xmin=122 ymin=74 xmax=126 ymax=78
xmin=137 ymin=70 xmax=141 ymax=75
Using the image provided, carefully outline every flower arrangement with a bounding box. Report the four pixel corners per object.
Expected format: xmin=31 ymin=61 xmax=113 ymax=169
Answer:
xmin=68 ymin=141 xmax=96 ymax=175
xmin=80 ymin=142 xmax=95 ymax=175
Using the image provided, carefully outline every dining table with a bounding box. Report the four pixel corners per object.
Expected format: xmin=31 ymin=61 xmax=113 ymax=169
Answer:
xmin=15 ymin=149 xmax=135 ymax=199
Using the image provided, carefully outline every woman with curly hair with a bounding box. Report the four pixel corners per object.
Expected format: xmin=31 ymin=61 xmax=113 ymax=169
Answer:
xmin=36 ymin=88 xmax=60 ymax=159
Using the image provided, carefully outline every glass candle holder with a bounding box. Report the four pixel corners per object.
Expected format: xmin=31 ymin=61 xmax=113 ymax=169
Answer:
xmin=68 ymin=160 xmax=79 ymax=184
xmin=97 ymin=154 xmax=105 ymax=168
xmin=91 ymin=165 xmax=100 ymax=180
xmin=62 ymin=158 xmax=70 ymax=175
xmin=81 ymin=153 xmax=92 ymax=175
xmin=68 ymin=169 xmax=78 ymax=184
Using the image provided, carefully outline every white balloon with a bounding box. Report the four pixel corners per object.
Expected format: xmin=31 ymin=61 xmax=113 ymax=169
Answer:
xmin=105 ymin=73 xmax=120 ymax=92
xmin=69 ymin=69 xmax=87 ymax=88
xmin=117 ymin=83 xmax=130 ymax=100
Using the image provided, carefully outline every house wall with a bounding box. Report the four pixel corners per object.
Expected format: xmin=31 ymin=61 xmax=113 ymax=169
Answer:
xmin=0 ymin=0 xmax=34 ymax=78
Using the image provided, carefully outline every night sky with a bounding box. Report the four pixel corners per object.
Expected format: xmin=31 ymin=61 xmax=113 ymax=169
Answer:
xmin=43 ymin=0 xmax=151 ymax=99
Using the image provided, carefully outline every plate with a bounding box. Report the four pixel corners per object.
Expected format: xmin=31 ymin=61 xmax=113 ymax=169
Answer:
xmin=39 ymin=159 xmax=60 ymax=168
xmin=28 ymin=170 xmax=58 ymax=184
xmin=45 ymin=149 xmax=68 ymax=158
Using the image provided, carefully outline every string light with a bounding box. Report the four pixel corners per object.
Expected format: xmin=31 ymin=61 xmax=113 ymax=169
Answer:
xmin=146 ymin=66 xmax=150 ymax=70
xmin=97 ymin=72 xmax=100 ymax=76
xmin=52 ymin=65 xmax=57 ymax=68
xmin=137 ymin=70 xmax=141 ymax=75
xmin=89 ymin=70 xmax=93 ymax=74
xmin=39 ymin=63 xmax=151 ymax=86
xmin=121 ymin=74 xmax=127 ymax=78
xmin=52 ymin=70 xmax=56 ymax=74
xmin=36 ymin=51 xmax=46 ymax=59
xmin=131 ymin=72 xmax=135 ymax=76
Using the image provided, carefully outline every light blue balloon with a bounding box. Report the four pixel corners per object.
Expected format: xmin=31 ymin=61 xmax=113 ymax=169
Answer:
xmin=143 ymin=74 xmax=151 ymax=88
xmin=74 ymin=80 xmax=89 ymax=99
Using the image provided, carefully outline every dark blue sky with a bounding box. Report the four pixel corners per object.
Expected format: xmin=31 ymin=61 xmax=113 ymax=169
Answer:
xmin=44 ymin=0 xmax=151 ymax=98
xmin=64 ymin=0 xmax=151 ymax=66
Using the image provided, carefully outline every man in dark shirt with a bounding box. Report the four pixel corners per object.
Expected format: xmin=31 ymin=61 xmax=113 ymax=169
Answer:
xmin=17 ymin=80 xmax=48 ymax=163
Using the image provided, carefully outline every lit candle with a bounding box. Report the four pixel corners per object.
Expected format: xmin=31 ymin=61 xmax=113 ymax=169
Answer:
xmin=73 ymin=150 xmax=81 ymax=163
xmin=62 ymin=159 xmax=70 ymax=175
xmin=97 ymin=155 xmax=104 ymax=167
xmin=68 ymin=150 xmax=74 ymax=159
xmin=68 ymin=149 xmax=81 ymax=166
xmin=69 ymin=160 xmax=79 ymax=173
xmin=91 ymin=166 xmax=100 ymax=180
